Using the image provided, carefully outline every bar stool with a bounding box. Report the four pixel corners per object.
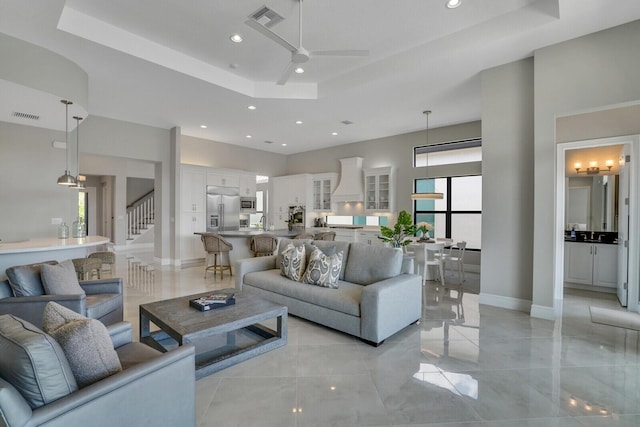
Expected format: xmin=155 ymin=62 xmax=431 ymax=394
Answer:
xmin=88 ymin=251 xmax=115 ymax=277
xmin=313 ymin=231 xmax=336 ymax=241
xmin=294 ymin=232 xmax=314 ymax=239
xmin=249 ymin=233 xmax=278 ymax=257
xmin=71 ymin=257 xmax=102 ymax=280
xmin=200 ymin=233 xmax=233 ymax=278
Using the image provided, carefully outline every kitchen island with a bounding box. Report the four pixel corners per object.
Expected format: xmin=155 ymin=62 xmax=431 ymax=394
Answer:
xmin=216 ymin=229 xmax=304 ymax=264
xmin=0 ymin=235 xmax=110 ymax=280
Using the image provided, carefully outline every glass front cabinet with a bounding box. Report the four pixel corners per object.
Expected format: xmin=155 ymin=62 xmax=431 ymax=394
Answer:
xmin=312 ymin=173 xmax=338 ymax=212
xmin=364 ymin=167 xmax=395 ymax=213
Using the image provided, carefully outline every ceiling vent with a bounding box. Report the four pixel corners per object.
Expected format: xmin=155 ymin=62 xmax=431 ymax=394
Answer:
xmin=248 ymin=6 xmax=284 ymax=28
xmin=332 ymin=157 xmax=364 ymax=203
xmin=340 ymin=120 xmax=353 ymax=125
xmin=13 ymin=111 xmax=40 ymax=121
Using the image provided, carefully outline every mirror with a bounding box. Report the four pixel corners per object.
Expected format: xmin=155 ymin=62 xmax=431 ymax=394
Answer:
xmin=566 ymin=174 xmax=618 ymax=232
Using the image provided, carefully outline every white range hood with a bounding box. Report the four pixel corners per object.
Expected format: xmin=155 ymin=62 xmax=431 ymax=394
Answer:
xmin=332 ymin=157 xmax=364 ymax=203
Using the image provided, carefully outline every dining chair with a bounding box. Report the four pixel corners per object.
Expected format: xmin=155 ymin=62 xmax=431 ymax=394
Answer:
xmin=440 ymin=241 xmax=467 ymax=284
xmin=407 ymin=243 xmax=445 ymax=287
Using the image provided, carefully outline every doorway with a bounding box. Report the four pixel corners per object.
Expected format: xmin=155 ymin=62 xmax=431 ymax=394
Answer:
xmin=555 ymin=135 xmax=640 ymax=314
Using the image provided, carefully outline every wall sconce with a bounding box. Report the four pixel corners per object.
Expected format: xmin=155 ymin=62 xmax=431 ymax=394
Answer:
xmin=574 ymin=159 xmax=614 ymax=175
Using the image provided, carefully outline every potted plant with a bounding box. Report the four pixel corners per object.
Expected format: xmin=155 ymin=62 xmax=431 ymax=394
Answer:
xmin=416 ymin=221 xmax=434 ymax=241
xmin=378 ymin=210 xmax=416 ymax=248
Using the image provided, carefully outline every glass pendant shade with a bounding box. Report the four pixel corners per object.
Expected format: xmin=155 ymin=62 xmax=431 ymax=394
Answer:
xmin=411 ymin=110 xmax=443 ymax=200
xmin=58 ymin=100 xmax=77 ymax=186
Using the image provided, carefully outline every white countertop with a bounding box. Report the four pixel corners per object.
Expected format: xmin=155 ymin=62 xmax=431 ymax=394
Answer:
xmin=0 ymin=236 xmax=110 ymax=255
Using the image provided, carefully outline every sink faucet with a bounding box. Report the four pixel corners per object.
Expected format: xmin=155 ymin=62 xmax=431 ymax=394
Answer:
xmin=260 ymin=215 xmax=266 ymax=231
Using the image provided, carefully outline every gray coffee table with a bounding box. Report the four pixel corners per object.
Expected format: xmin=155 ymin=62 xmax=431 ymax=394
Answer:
xmin=139 ymin=289 xmax=287 ymax=379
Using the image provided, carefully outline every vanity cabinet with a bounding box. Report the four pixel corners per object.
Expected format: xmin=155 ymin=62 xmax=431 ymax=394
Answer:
xmin=564 ymin=242 xmax=617 ymax=288
xmin=364 ymin=167 xmax=395 ymax=213
xmin=312 ymin=173 xmax=338 ymax=211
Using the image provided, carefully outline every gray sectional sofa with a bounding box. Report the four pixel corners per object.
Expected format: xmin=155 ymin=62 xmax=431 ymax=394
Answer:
xmin=235 ymin=239 xmax=422 ymax=345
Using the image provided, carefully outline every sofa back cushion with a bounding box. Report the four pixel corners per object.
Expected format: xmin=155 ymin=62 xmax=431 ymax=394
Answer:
xmin=0 ymin=377 xmax=33 ymax=427
xmin=310 ymin=240 xmax=350 ymax=280
xmin=343 ymin=243 xmax=403 ymax=285
xmin=0 ymin=314 xmax=78 ymax=409
xmin=40 ymin=260 xmax=85 ymax=296
xmin=5 ymin=261 xmax=58 ymax=297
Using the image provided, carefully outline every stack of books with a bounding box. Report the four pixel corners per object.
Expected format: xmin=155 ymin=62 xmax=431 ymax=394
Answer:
xmin=189 ymin=292 xmax=235 ymax=311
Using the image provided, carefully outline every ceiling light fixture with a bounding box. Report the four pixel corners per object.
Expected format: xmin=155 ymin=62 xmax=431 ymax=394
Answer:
xmin=295 ymin=120 xmax=303 ymax=125
xmin=230 ymin=34 xmax=243 ymax=43
xmin=248 ymin=105 xmax=256 ymax=110
xmin=200 ymin=125 xmax=207 ymax=129
xmin=445 ymin=0 xmax=462 ymax=9
xmin=246 ymin=135 xmax=252 ymax=138
xmin=574 ymin=160 xmax=614 ymax=175
xmin=411 ymin=110 xmax=443 ymax=200
xmin=331 ymin=132 xmax=338 ymax=136
xmin=282 ymin=143 xmax=287 ymax=146
xmin=294 ymin=67 xmax=304 ymax=74
xmin=57 ymin=100 xmax=77 ymax=186
xmin=71 ymin=115 xmax=85 ymax=190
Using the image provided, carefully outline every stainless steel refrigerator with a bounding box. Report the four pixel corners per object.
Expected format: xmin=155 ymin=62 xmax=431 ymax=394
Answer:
xmin=206 ymin=186 xmax=240 ymax=232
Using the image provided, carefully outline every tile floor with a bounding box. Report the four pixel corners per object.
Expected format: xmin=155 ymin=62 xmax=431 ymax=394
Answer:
xmin=117 ymin=249 xmax=640 ymax=427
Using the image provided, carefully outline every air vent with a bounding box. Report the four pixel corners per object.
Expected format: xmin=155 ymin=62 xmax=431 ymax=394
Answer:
xmin=264 ymin=140 xmax=274 ymax=144
xmin=13 ymin=111 xmax=40 ymax=121
xmin=249 ymin=6 xmax=284 ymax=28
xmin=340 ymin=120 xmax=354 ymax=125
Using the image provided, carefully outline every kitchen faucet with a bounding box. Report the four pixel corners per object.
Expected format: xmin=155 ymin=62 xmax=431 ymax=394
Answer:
xmin=260 ymin=215 xmax=266 ymax=231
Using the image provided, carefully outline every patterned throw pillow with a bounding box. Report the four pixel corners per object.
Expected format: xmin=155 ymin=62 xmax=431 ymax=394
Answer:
xmin=302 ymin=248 xmax=344 ymax=288
xmin=280 ymin=243 xmax=306 ymax=281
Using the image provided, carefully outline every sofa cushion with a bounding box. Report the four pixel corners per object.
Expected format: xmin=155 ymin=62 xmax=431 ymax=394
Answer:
xmin=5 ymin=261 xmax=58 ymax=297
xmin=310 ymin=240 xmax=350 ymax=280
xmin=280 ymin=243 xmax=306 ymax=282
xmin=42 ymin=302 xmax=122 ymax=388
xmin=302 ymin=248 xmax=343 ymax=288
xmin=85 ymin=293 xmax=123 ymax=320
xmin=0 ymin=378 xmax=32 ymax=427
xmin=0 ymin=314 xmax=78 ymax=409
xmin=41 ymin=260 xmax=85 ymax=296
xmin=244 ymin=269 xmax=362 ymax=316
xmin=343 ymin=243 xmax=403 ymax=285
xmin=115 ymin=342 xmax=163 ymax=370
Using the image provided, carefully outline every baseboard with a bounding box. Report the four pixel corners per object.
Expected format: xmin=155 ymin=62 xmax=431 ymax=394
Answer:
xmin=154 ymin=256 xmax=171 ymax=266
xmin=116 ymin=243 xmax=154 ymax=251
xmin=530 ymin=304 xmax=558 ymax=320
xmin=479 ymin=293 xmax=530 ymax=313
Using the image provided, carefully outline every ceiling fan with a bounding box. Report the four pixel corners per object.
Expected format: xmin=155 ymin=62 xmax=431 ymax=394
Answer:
xmin=245 ymin=0 xmax=369 ymax=85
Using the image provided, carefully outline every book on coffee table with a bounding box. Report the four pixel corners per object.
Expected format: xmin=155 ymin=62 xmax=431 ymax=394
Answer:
xmin=189 ymin=292 xmax=235 ymax=311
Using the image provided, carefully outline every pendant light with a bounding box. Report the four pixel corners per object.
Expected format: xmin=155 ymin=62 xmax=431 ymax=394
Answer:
xmin=71 ymin=115 xmax=85 ymax=190
xmin=411 ymin=110 xmax=443 ymax=200
xmin=57 ymin=100 xmax=77 ymax=186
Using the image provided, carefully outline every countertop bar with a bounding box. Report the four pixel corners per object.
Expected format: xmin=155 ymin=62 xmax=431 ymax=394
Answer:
xmin=0 ymin=236 xmax=110 ymax=255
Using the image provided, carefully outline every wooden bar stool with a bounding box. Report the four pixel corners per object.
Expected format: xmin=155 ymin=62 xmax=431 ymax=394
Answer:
xmin=249 ymin=234 xmax=278 ymax=257
xmin=200 ymin=233 xmax=233 ymax=278
xmin=88 ymin=251 xmax=116 ymax=277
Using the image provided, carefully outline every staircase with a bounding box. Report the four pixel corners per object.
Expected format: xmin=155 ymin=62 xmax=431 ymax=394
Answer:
xmin=126 ymin=191 xmax=154 ymax=244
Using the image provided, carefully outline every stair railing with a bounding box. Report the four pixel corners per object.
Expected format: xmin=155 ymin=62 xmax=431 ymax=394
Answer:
xmin=126 ymin=191 xmax=154 ymax=240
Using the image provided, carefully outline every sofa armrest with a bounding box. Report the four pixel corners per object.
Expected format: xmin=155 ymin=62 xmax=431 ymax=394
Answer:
xmin=107 ymin=321 xmax=133 ymax=348
xmin=28 ymin=345 xmax=196 ymax=427
xmin=234 ymin=256 xmax=276 ymax=290
xmin=79 ymin=278 xmax=123 ymax=295
xmin=0 ymin=294 xmax=86 ymax=327
xmin=360 ymin=273 xmax=422 ymax=344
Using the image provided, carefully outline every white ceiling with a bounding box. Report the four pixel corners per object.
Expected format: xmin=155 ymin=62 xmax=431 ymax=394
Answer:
xmin=2 ymin=0 xmax=640 ymax=154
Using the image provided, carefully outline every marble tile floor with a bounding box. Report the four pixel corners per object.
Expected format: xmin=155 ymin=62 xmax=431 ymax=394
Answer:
xmin=115 ymin=248 xmax=640 ymax=427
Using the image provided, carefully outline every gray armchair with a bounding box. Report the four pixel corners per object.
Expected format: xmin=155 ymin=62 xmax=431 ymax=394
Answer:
xmin=0 ymin=262 xmax=123 ymax=328
xmin=0 ymin=318 xmax=196 ymax=427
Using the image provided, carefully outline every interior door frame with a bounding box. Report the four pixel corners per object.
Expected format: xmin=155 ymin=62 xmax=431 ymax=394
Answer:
xmin=555 ymin=135 xmax=639 ymax=313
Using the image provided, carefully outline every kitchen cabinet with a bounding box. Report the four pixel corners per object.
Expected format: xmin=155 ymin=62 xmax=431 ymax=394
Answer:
xmin=207 ymin=173 xmax=239 ymax=188
xmin=180 ymin=213 xmax=205 ymax=261
xmin=564 ymin=242 xmax=617 ymax=288
xmin=333 ymin=229 xmax=357 ymax=243
xmin=356 ymin=230 xmax=384 ymax=247
xmin=270 ymin=174 xmax=313 ymax=227
xmin=364 ymin=167 xmax=395 ymax=213
xmin=312 ymin=173 xmax=338 ymax=211
xmin=239 ymin=174 xmax=256 ymax=197
xmin=181 ymin=167 xmax=206 ymax=213
xmin=180 ymin=166 xmax=207 ymax=262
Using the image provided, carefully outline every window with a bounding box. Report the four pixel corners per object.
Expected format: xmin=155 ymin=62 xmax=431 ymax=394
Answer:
xmin=413 ymin=138 xmax=482 ymax=249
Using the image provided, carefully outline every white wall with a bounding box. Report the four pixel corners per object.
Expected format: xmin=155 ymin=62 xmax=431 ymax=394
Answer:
xmin=532 ymin=20 xmax=640 ymax=316
xmin=480 ymin=58 xmax=535 ymax=311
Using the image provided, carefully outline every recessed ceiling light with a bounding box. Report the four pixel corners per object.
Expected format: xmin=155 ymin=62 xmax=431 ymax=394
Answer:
xmin=200 ymin=125 xmax=207 ymax=129
xmin=282 ymin=143 xmax=287 ymax=146
xmin=295 ymin=120 xmax=303 ymax=125
xmin=230 ymin=34 xmax=243 ymax=43
xmin=248 ymin=105 xmax=256 ymax=110
xmin=331 ymin=132 xmax=338 ymax=136
xmin=294 ymin=67 xmax=304 ymax=74
xmin=246 ymin=135 xmax=252 ymax=139
xmin=445 ymin=0 xmax=461 ymax=9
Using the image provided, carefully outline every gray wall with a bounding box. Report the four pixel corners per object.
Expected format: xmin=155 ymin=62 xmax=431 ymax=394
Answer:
xmin=480 ymin=58 xmax=534 ymax=309
xmin=532 ymin=20 xmax=640 ymax=314
xmin=127 ymin=178 xmax=154 ymax=206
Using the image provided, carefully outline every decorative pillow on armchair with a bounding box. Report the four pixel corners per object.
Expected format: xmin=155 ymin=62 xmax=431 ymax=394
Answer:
xmin=302 ymin=248 xmax=343 ymax=288
xmin=40 ymin=260 xmax=85 ymax=296
xmin=280 ymin=243 xmax=306 ymax=281
xmin=42 ymin=302 xmax=121 ymax=388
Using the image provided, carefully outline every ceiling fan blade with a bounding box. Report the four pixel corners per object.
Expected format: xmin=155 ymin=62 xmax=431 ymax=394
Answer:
xmin=245 ymin=19 xmax=297 ymax=53
xmin=276 ymin=62 xmax=296 ymax=85
xmin=310 ymin=49 xmax=369 ymax=57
